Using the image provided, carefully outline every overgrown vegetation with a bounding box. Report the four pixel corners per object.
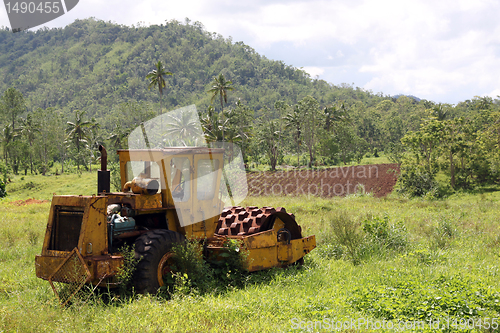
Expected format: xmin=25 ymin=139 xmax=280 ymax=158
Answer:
xmin=1 ymin=188 xmax=500 ymax=331
xmin=326 ymin=212 xmax=408 ymax=264
xmin=350 ymin=274 xmax=500 ymax=322
xmin=115 ymin=245 xmax=140 ymax=296
xmin=162 ymin=238 xmax=248 ymax=297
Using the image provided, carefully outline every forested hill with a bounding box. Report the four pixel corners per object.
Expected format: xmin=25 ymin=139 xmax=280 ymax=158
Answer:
xmin=2 ymin=17 xmax=500 ymax=197
xmin=0 ymin=17 xmax=385 ymax=119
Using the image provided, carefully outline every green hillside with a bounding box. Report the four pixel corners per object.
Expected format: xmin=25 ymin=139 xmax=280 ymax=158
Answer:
xmin=0 ymin=18 xmax=381 ymax=118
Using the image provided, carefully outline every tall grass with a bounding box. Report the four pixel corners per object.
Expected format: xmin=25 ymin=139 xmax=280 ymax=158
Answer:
xmin=1 ymin=174 xmax=500 ymax=331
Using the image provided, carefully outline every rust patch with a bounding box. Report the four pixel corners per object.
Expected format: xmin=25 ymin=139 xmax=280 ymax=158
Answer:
xmin=216 ymin=206 xmax=295 ymax=237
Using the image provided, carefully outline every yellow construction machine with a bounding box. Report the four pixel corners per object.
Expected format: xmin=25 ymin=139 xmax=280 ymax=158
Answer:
xmin=35 ymin=107 xmax=315 ymax=301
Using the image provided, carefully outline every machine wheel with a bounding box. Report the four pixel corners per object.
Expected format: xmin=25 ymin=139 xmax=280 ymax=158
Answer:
xmin=133 ymin=229 xmax=186 ymax=294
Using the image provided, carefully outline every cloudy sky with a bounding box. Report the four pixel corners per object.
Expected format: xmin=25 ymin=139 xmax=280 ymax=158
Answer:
xmin=2 ymin=0 xmax=500 ymax=104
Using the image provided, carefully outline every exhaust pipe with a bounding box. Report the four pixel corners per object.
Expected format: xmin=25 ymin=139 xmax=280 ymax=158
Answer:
xmin=98 ymin=145 xmax=110 ymax=194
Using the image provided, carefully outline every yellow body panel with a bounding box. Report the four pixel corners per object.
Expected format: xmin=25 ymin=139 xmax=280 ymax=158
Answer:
xmin=36 ymin=195 xmax=126 ymax=285
xmin=207 ymin=230 xmax=316 ymax=272
xmin=41 ymin=195 xmax=108 ymax=257
xmin=244 ymin=233 xmax=316 ymax=271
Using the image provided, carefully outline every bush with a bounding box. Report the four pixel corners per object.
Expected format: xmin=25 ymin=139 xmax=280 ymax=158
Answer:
xmin=206 ymin=238 xmax=248 ymax=289
xmin=166 ymin=238 xmax=249 ymax=296
xmin=362 ymin=215 xmax=408 ymax=251
xmin=168 ymin=239 xmax=213 ymax=295
xmin=116 ymin=245 xmax=141 ymax=296
xmin=328 ymin=212 xmax=409 ymax=264
xmin=396 ymin=164 xmax=440 ymax=198
xmin=0 ymin=180 xmax=5 ymax=198
xmin=329 ymin=212 xmax=365 ymax=264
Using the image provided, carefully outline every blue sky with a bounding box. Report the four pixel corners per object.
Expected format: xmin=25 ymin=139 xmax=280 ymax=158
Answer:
xmin=2 ymin=0 xmax=500 ymax=104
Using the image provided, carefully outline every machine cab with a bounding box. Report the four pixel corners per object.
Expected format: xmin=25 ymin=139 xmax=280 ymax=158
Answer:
xmin=116 ymin=147 xmax=226 ymax=238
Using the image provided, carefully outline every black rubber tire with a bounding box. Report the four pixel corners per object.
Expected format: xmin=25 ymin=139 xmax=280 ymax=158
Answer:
xmin=133 ymin=229 xmax=186 ymax=294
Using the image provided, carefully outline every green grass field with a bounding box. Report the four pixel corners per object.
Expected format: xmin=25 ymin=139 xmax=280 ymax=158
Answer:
xmin=1 ymin=172 xmax=500 ymax=332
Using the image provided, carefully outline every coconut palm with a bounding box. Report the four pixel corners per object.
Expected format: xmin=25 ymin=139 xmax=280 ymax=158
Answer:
xmin=19 ymin=114 xmax=40 ymax=174
xmin=164 ymin=109 xmax=202 ymax=146
xmin=146 ymin=61 xmax=173 ymax=117
xmin=432 ymin=104 xmax=448 ymax=121
xmin=207 ymin=73 xmax=233 ymax=141
xmin=201 ymin=106 xmax=232 ymax=144
xmin=109 ymin=125 xmax=128 ymax=150
xmin=66 ymin=110 xmax=91 ymax=171
xmin=324 ymin=102 xmax=350 ymax=133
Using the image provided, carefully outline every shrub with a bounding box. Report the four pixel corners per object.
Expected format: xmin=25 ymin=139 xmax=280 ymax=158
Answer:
xmin=116 ymin=245 xmax=141 ymax=296
xmin=396 ymin=164 xmax=440 ymax=197
xmin=362 ymin=215 xmax=408 ymax=251
xmin=0 ymin=180 xmax=5 ymax=198
xmin=329 ymin=212 xmax=365 ymax=264
xmin=206 ymin=238 xmax=248 ymax=289
xmin=169 ymin=239 xmax=213 ymax=295
xmin=328 ymin=212 xmax=409 ymax=264
xmin=167 ymin=238 xmax=249 ymax=296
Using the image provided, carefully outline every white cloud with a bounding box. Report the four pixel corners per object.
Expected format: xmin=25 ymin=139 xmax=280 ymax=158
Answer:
xmin=301 ymin=66 xmax=325 ymax=78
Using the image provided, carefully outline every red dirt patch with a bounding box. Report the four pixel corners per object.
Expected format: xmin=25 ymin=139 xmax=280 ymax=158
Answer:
xmin=11 ymin=198 xmax=50 ymax=206
xmin=245 ymin=164 xmax=400 ymax=197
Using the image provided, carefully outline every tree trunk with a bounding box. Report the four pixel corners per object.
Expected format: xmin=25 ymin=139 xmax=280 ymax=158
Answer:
xmin=297 ymin=138 xmax=300 ymax=167
xmin=61 ymin=150 xmax=65 ymax=174
xmin=450 ymin=151 xmax=455 ymax=188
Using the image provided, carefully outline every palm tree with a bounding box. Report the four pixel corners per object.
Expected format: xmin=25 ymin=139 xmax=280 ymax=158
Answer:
xmin=324 ymin=102 xmax=350 ymax=133
xmin=146 ymin=61 xmax=173 ymax=117
xmin=1 ymin=124 xmax=16 ymax=162
xmin=66 ymin=110 xmax=91 ymax=171
xmin=201 ymin=106 xmax=235 ymax=144
xmin=432 ymin=104 xmax=448 ymax=121
xmin=164 ymin=109 xmax=202 ymax=146
xmin=207 ymin=73 xmax=233 ymax=141
xmin=19 ymin=114 xmax=40 ymax=174
xmin=109 ymin=125 xmax=128 ymax=150
xmin=201 ymin=106 xmax=221 ymax=142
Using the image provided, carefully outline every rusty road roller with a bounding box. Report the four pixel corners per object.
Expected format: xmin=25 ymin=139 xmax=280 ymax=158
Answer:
xmin=35 ymin=107 xmax=316 ymax=303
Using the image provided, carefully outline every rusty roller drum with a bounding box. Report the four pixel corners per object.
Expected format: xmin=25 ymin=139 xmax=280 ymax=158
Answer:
xmin=215 ymin=206 xmax=302 ymax=239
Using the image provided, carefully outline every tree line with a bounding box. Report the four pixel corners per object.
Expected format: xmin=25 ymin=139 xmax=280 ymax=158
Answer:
xmin=2 ymin=78 xmax=500 ymax=198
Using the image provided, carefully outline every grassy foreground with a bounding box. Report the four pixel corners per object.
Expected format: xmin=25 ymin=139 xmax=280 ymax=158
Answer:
xmin=1 ymin=172 xmax=500 ymax=332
